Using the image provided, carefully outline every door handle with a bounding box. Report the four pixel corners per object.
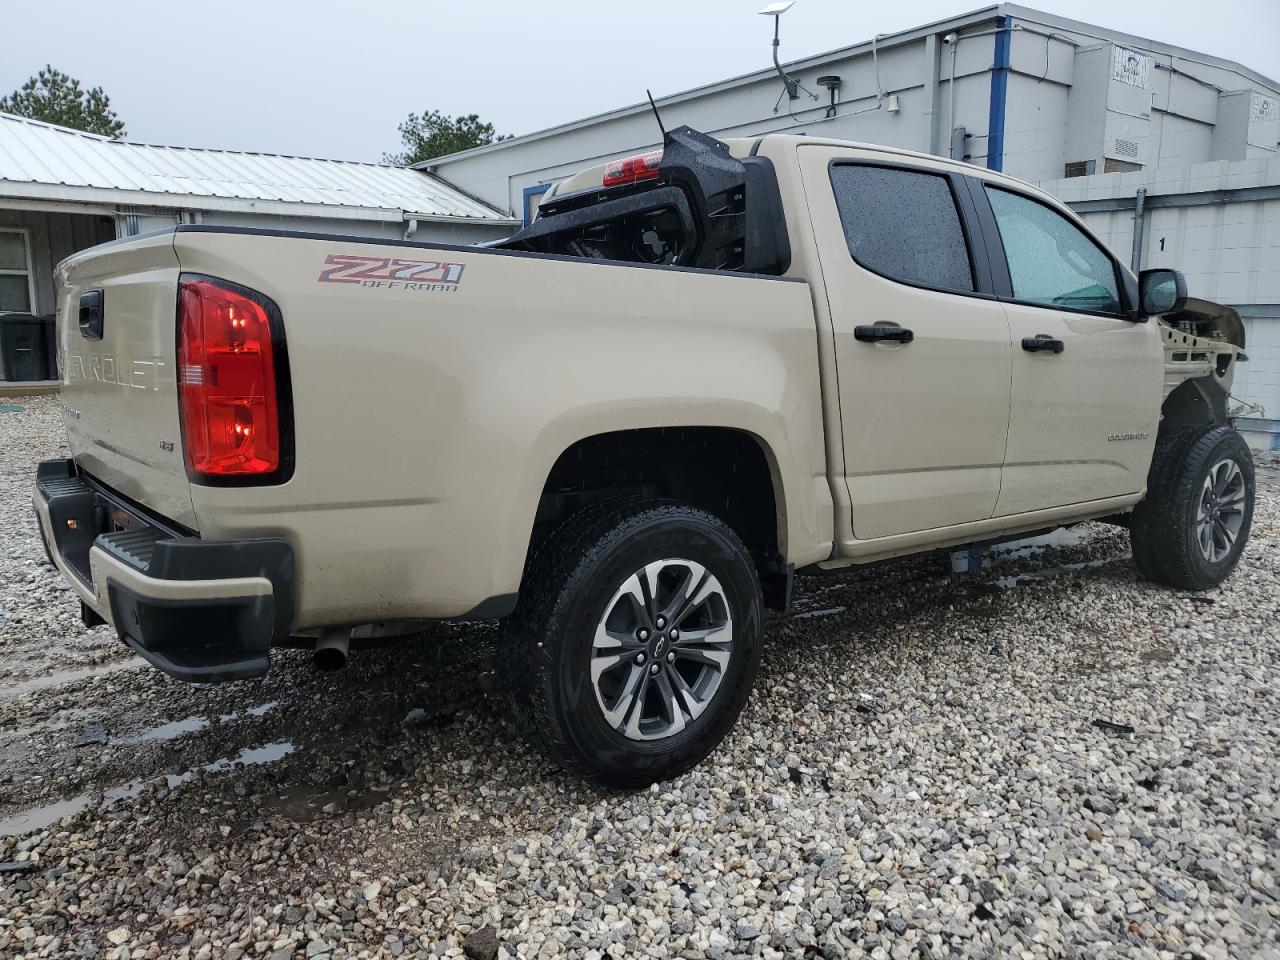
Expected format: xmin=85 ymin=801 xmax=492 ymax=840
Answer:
xmin=1021 ymin=334 xmax=1064 ymax=354
xmin=855 ymin=324 xmax=914 ymax=344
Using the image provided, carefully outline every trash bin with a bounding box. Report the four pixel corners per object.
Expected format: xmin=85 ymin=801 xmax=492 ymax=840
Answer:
xmin=0 ymin=313 xmax=49 ymax=382
xmin=41 ymin=314 xmax=58 ymax=380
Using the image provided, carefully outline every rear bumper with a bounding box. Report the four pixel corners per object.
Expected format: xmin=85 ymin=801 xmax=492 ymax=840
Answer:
xmin=33 ymin=459 xmax=294 ymax=683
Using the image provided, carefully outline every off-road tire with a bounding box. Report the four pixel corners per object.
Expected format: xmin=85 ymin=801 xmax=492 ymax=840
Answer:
xmin=506 ymin=498 xmax=763 ymax=787
xmin=1130 ymin=424 xmax=1255 ymax=590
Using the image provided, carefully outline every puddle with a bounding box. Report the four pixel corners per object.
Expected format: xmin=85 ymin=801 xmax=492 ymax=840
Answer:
xmin=0 ymin=660 xmax=144 ymax=702
xmin=990 ymin=554 xmax=1128 ymax=590
xmin=114 ymin=701 xmax=280 ymax=745
xmin=791 ymin=606 xmax=847 ymax=620
xmin=256 ymin=783 xmax=390 ymax=822
xmin=0 ymin=707 xmax=94 ymax=742
xmin=990 ymin=526 xmax=1096 ymax=561
xmin=0 ymin=739 xmax=295 ymax=838
xmin=204 ymin=739 xmax=294 ymax=772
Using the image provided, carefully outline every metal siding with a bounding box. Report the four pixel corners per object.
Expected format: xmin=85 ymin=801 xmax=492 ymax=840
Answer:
xmin=0 ymin=112 xmax=509 ymax=223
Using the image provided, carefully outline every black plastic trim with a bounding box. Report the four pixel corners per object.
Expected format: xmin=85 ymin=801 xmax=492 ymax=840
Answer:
xmin=80 ymin=469 xmax=196 ymax=539
xmin=176 ymin=273 xmax=296 ymax=487
xmin=108 ymin=581 xmax=273 ymax=683
xmin=172 ymin=224 xmax=806 ymax=284
xmin=451 ymin=592 xmax=519 ymax=621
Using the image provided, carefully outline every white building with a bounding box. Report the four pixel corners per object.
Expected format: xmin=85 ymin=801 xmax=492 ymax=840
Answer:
xmin=423 ymin=3 xmax=1280 ymax=448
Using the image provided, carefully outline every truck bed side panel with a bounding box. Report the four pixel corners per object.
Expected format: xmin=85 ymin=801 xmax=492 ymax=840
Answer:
xmin=172 ymin=230 xmax=831 ymax=628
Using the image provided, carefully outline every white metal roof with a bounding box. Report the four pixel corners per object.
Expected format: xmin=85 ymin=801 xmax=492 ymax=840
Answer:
xmin=0 ymin=112 xmax=513 ymax=224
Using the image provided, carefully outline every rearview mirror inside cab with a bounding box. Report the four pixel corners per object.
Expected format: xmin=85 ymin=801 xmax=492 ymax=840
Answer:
xmin=1138 ymin=268 xmax=1188 ymax=318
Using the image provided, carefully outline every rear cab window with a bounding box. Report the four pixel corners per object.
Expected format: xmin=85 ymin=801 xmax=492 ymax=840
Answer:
xmin=829 ymin=164 xmax=974 ymax=293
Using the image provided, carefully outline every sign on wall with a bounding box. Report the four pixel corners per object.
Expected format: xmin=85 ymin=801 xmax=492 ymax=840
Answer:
xmin=1111 ymin=46 xmax=1153 ymax=89
xmin=1251 ymin=92 xmax=1278 ymax=124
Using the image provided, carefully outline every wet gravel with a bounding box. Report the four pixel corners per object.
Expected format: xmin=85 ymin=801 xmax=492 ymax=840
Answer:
xmin=2 ymin=398 xmax=1278 ymax=959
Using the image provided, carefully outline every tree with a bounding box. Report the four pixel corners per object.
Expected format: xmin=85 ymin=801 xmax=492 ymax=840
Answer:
xmin=383 ymin=110 xmax=508 ymax=166
xmin=0 ymin=66 xmax=126 ymax=138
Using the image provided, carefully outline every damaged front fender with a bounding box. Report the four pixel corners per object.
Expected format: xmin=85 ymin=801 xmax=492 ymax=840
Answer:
xmin=1159 ymin=298 xmax=1248 ymax=426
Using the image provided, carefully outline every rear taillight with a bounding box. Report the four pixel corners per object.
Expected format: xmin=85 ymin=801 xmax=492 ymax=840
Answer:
xmin=602 ymin=150 xmax=662 ymax=187
xmin=177 ymin=276 xmax=291 ymax=483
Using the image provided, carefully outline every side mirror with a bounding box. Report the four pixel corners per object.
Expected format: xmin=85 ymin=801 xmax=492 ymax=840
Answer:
xmin=1138 ymin=268 xmax=1187 ymax=318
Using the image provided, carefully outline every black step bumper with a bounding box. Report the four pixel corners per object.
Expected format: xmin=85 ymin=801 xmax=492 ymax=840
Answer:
xmin=33 ymin=459 xmax=294 ymax=683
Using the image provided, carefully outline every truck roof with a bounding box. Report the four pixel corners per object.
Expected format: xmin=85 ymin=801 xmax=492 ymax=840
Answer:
xmin=542 ymin=133 xmax=1043 ymax=212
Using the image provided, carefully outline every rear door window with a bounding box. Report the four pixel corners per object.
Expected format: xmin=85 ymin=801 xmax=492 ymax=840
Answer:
xmin=829 ymin=164 xmax=974 ymax=293
xmin=985 ymin=186 xmax=1123 ymax=315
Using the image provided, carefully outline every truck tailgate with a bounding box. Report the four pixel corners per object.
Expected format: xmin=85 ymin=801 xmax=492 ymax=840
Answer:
xmin=57 ymin=232 xmax=197 ymax=530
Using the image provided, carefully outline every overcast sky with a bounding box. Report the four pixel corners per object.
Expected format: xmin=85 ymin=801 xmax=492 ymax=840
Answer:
xmin=5 ymin=0 xmax=1278 ymax=164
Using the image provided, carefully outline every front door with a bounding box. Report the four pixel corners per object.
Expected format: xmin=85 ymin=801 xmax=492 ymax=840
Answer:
xmin=799 ymin=146 xmax=1013 ymax=541
xmin=975 ymin=183 xmax=1163 ymax=516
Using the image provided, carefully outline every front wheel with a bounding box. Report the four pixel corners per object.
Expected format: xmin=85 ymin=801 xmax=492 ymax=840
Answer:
xmin=506 ymin=499 xmax=763 ymax=787
xmin=1130 ymin=424 xmax=1255 ymax=590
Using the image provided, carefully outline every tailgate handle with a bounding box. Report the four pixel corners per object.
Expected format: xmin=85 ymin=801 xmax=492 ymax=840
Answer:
xmin=79 ymin=290 xmax=104 ymax=340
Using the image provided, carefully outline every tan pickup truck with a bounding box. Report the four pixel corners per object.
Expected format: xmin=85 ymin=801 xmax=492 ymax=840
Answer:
xmin=35 ymin=127 xmax=1254 ymax=785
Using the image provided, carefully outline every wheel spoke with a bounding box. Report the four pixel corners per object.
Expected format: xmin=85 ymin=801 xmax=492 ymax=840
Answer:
xmin=676 ymin=645 xmax=732 ymax=669
xmin=653 ymin=671 xmax=687 ymax=736
xmin=673 ymin=577 xmax=720 ymax=629
xmin=659 ymin=562 xmax=707 ymax=623
xmin=591 ymin=650 xmax=632 ymax=683
xmin=1214 ymin=462 xmax=1238 ymax=497
xmin=622 ymin=670 xmax=654 ymax=739
xmin=601 ymin=663 xmax=648 ymax=730
xmin=615 ymin=573 xmax=654 ymax=631
xmin=1198 ymin=520 xmax=1214 ymax=557
xmin=667 ymin=666 xmax=708 ymax=722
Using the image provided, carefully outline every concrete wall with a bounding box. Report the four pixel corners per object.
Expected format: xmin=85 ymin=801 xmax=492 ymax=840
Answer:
xmin=0 ymin=209 xmax=115 ymax=316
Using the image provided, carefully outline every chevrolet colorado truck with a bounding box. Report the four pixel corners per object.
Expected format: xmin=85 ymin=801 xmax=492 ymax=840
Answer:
xmin=35 ymin=127 xmax=1254 ymax=786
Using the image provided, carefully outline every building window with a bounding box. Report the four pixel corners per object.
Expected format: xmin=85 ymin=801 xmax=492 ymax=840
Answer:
xmin=522 ymin=183 xmax=554 ymax=226
xmin=1102 ymin=158 xmax=1142 ymax=174
xmin=1063 ymin=159 xmax=1096 ymax=179
xmin=0 ymin=228 xmax=34 ymax=314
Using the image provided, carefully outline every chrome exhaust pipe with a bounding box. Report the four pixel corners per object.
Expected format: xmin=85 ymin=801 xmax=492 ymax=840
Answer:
xmin=313 ymin=628 xmax=350 ymax=672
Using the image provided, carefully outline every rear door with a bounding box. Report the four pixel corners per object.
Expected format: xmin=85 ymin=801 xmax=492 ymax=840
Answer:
xmin=971 ymin=181 xmax=1162 ymax=516
xmin=58 ymin=232 xmax=197 ymax=529
xmin=799 ymin=146 xmax=1013 ymax=541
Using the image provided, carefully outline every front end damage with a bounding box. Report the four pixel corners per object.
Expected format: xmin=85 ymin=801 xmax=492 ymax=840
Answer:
xmin=1159 ymin=298 xmax=1250 ymax=427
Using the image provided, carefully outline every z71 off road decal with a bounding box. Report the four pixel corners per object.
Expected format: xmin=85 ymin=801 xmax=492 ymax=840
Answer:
xmin=317 ymin=254 xmax=464 ymax=293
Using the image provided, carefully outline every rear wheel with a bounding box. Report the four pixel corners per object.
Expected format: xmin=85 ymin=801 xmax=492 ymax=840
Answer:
xmin=1130 ymin=424 xmax=1255 ymax=590
xmin=506 ymin=499 xmax=763 ymax=787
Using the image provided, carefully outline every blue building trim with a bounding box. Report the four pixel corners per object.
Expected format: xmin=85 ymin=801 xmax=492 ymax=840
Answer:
xmin=986 ymin=15 xmax=1012 ymax=172
xmin=521 ymin=182 xmax=552 ymax=226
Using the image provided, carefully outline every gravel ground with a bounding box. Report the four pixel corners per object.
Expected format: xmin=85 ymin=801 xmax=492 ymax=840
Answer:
xmin=1 ymin=397 xmax=1278 ymax=960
